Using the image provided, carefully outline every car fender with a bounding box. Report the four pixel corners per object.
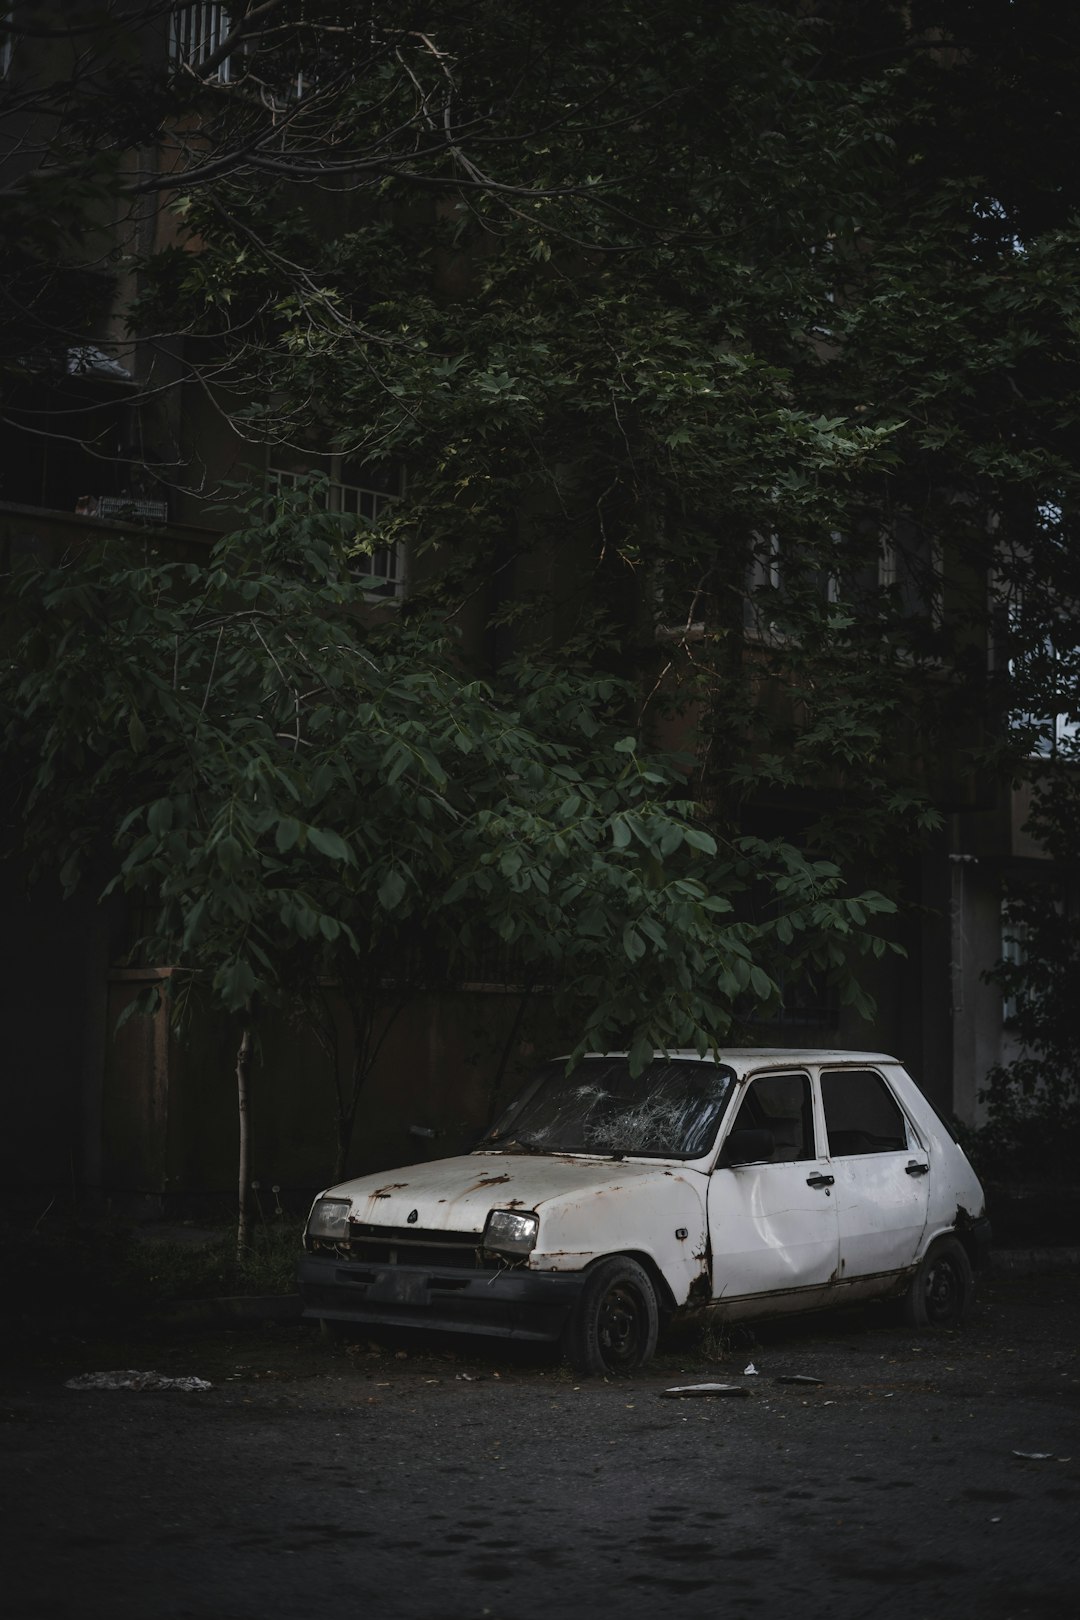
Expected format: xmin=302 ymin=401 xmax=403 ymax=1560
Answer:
xmin=527 ymin=1166 xmax=710 ymax=1307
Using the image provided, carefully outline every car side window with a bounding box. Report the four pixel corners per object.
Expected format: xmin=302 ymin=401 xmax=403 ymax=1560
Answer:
xmin=820 ymin=1069 xmax=909 ymax=1157
xmin=729 ymin=1072 xmax=815 ymax=1162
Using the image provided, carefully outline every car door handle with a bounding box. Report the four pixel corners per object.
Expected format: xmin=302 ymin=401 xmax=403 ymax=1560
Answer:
xmin=806 ymin=1172 xmax=835 ymax=1189
xmin=905 ymin=1161 xmax=929 ymax=1177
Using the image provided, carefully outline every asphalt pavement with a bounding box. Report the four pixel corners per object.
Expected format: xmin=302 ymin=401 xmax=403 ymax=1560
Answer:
xmin=3 ymin=1268 xmax=1078 ymax=1620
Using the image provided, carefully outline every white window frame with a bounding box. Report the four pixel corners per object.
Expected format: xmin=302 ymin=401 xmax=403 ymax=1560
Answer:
xmin=170 ymin=4 xmax=234 ymax=84
xmin=879 ymin=526 xmax=943 ymax=627
xmin=1000 ymin=586 xmax=1079 ymax=759
xmin=741 ymin=529 xmax=784 ymax=642
xmin=271 ymin=463 xmax=404 ymax=600
xmin=1000 ymin=900 xmax=1026 ymax=1026
xmin=749 ymin=529 xmax=782 ymax=593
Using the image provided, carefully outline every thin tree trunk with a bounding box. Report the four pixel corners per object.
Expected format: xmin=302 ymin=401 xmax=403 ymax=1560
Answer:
xmin=331 ymin=990 xmax=410 ymax=1183
xmin=236 ymin=1018 xmax=253 ymax=1259
xmin=489 ymin=981 xmax=534 ymax=1124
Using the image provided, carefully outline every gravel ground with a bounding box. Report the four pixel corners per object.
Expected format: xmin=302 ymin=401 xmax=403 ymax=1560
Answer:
xmin=3 ymin=1269 xmax=1079 ymax=1620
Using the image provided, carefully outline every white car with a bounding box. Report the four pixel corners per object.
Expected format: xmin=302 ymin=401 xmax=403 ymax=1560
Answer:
xmin=299 ymin=1050 xmax=991 ymax=1375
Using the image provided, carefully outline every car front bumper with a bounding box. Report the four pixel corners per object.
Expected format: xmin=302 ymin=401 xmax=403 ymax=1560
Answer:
xmin=298 ymin=1252 xmax=585 ymax=1341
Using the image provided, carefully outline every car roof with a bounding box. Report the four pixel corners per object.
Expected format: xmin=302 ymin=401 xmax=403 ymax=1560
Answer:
xmin=579 ymin=1049 xmax=899 ymax=1072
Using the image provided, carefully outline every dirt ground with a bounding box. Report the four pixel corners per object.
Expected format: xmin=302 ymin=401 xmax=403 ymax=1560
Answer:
xmin=3 ymin=1268 xmax=1079 ymax=1619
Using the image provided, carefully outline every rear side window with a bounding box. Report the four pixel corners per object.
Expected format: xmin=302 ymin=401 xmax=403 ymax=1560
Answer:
xmin=821 ymin=1069 xmax=909 ymax=1157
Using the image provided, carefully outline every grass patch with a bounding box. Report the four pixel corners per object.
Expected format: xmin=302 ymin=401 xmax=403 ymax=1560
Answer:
xmin=1 ymin=1211 xmax=302 ymax=1324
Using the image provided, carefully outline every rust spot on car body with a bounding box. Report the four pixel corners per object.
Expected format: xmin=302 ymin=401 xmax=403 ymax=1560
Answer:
xmin=465 ymin=1173 xmax=512 ymax=1192
xmin=369 ymin=1183 xmax=408 ymax=1200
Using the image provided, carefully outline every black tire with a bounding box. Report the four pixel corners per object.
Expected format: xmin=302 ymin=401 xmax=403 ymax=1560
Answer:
xmin=562 ymin=1257 xmax=659 ymax=1376
xmin=903 ymin=1235 xmax=974 ymax=1329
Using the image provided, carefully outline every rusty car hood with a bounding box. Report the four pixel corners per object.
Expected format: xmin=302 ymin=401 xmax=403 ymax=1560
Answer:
xmin=323 ymin=1152 xmax=699 ymax=1233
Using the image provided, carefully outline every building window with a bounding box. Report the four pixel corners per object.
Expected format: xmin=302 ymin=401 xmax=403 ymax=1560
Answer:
xmin=999 ymin=899 xmax=1026 ymax=1026
xmin=170 ymin=4 xmax=234 ymax=83
xmin=742 ymin=529 xmax=783 ymax=638
xmin=271 ymin=463 xmax=404 ymax=599
xmin=1003 ymin=607 xmax=1079 ymax=759
xmin=879 ymin=519 xmax=942 ymax=625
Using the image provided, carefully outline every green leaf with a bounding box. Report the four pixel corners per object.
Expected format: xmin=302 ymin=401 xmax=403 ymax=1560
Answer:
xmin=749 ymin=965 xmax=774 ymax=1001
xmin=307 ymin=826 xmax=350 ymax=862
xmin=182 ymin=895 xmax=208 ymax=946
xmin=216 ymin=836 xmax=244 ymax=875
xmin=659 ymin=825 xmax=684 ymax=858
xmin=276 ymin=817 xmax=301 ymax=853
xmin=59 ymin=853 xmax=81 ymax=894
xmin=627 ymin=1034 xmax=654 ymax=1078
xmin=384 ymin=744 xmax=411 ymax=786
xmin=115 ymin=982 xmax=162 ymax=1030
xmin=217 ymin=957 xmax=257 ymax=1010
xmin=378 ymin=869 xmax=407 ymax=911
xmin=683 ymin=828 xmax=717 ymax=856
xmin=147 ymin=798 xmax=173 ymax=836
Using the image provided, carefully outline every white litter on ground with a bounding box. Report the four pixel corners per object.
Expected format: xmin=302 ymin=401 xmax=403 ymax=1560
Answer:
xmin=64 ymin=1370 xmax=212 ymax=1392
xmin=661 ymin=1383 xmax=750 ymax=1399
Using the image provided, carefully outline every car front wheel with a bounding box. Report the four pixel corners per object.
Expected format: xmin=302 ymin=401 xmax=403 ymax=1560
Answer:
xmin=903 ymin=1235 xmax=974 ymax=1329
xmin=562 ymin=1256 xmax=659 ymax=1377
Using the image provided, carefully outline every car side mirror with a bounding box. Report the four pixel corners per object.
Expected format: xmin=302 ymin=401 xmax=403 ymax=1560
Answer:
xmin=721 ymin=1128 xmax=775 ymax=1166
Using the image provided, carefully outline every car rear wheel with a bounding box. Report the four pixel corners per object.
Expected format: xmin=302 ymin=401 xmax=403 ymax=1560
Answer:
xmin=903 ymin=1235 xmax=974 ymax=1329
xmin=562 ymin=1257 xmax=659 ymax=1376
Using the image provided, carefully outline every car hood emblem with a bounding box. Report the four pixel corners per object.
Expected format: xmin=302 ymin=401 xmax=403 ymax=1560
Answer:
xmin=407 ymin=1209 xmax=419 ymax=1224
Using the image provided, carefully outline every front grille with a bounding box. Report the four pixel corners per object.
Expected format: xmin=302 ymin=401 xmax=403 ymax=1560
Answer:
xmin=311 ymin=1222 xmax=501 ymax=1271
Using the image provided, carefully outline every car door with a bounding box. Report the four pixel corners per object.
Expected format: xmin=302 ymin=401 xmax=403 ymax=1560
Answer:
xmin=818 ymin=1065 xmax=930 ymax=1286
xmin=707 ymin=1069 xmax=840 ymax=1312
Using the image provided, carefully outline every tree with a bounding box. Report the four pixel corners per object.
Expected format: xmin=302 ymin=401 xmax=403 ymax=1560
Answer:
xmin=2 ymin=485 xmax=899 ymax=1238
xmin=10 ymin=4 xmax=1079 ymax=702
xmin=978 ymin=665 xmax=1080 ymax=1183
xmin=7 ymin=0 xmax=1080 ymax=1136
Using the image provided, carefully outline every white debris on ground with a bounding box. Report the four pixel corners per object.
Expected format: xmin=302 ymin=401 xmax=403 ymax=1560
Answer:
xmin=64 ymin=1370 xmax=212 ymax=1392
xmin=660 ymin=1383 xmax=750 ymax=1398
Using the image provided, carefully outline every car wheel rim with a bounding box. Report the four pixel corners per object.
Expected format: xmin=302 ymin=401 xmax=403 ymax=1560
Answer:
xmin=597 ymin=1283 xmax=645 ymax=1369
xmin=925 ymin=1257 xmax=959 ymax=1325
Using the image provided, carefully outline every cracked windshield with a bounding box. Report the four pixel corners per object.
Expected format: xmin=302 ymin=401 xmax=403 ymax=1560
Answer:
xmin=486 ymin=1058 xmax=736 ymax=1159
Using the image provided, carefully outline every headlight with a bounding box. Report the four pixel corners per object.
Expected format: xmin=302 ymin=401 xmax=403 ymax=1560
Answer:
xmin=483 ymin=1208 xmax=539 ymax=1257
xmin=307 ymin=1197 xmax=351 ymax=1241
